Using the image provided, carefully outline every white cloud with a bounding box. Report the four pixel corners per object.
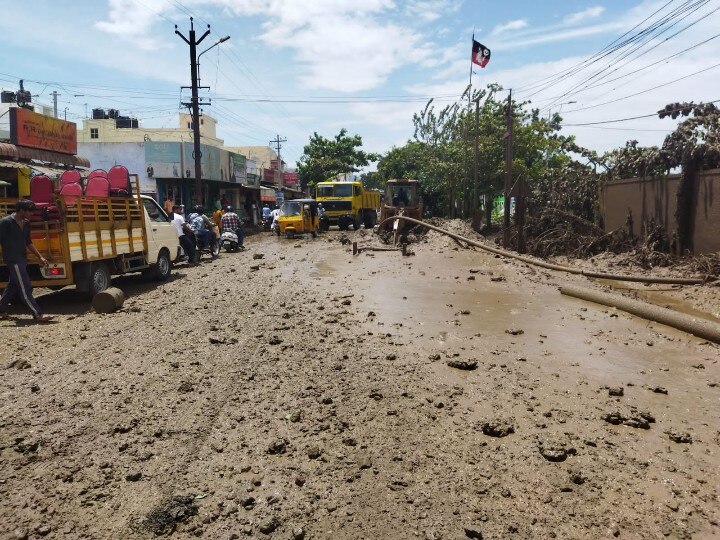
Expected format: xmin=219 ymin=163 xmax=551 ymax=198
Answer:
xmin=94 ymin=0 xmax=174 ymax=50
xmin=564 ymin=6 xmax=605 ymax=25
xmin=168 ymin=0 xmax=435 ymax=92
xmin=491 ymin=19 xmax=528 ymax=36
xmin=405 ymin=0 xmax=462 ymax=23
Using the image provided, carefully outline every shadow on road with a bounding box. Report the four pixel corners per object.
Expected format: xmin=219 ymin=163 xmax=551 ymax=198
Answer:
xmin=3 ymin=267 xmax=189 ymax=318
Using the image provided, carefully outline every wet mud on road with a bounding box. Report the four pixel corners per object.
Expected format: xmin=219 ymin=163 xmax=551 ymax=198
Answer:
xmin=1 ymin=228 xmax=719 ymax=539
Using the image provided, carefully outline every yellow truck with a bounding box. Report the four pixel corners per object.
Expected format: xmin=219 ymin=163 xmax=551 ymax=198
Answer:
xmin=315 ymin=181 xmax=380 ymax=231
xmin=0 ymin=174 xmax=179 ymax=298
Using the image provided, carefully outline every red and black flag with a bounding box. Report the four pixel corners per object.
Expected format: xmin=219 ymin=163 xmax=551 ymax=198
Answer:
xmin=472 ymin=40 xmax=491 ymax=68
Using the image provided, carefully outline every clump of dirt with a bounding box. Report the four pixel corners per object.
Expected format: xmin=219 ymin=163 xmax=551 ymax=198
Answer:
xmin=142 ymin=495 xmax=198 ymax=535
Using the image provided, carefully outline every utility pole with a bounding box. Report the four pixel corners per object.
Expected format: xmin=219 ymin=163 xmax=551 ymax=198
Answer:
xmin=503 ymin=89 xmax=513 ymax=248
xmin=176 ymin=18 xmax=211 ymax=205
xmin=270 ymin=134 xmax=287 ymax=184
xmin=472 ymin=96 xmax=481 ymax=230
xmin=51 ymin=91 xmax=60 ymax=118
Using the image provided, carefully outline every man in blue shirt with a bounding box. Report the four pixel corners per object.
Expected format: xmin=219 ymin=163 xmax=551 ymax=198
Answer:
xmin=0 ymin=200 xmax=53 ymax=322
xmin=187 ymin=205 xmax=216 ymax=249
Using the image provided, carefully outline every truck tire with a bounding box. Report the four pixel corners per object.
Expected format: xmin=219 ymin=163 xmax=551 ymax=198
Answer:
xmin=354 ymin=216 xmax=362 ymax=230
xmin=88 ymin=262 xmax=111 ymax=298
xmin=363 ymin=210 xmax=376 ymax=229
xmin=144 ymin=249 xmax=172 ymax=282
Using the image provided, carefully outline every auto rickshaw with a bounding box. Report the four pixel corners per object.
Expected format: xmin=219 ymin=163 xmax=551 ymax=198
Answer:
xmin=276 ymin=199 xmax=320 ymax=238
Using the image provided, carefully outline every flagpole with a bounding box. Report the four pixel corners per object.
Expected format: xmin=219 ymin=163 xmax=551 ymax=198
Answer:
xmin=469 ymin=31 xmax=475 ymax=99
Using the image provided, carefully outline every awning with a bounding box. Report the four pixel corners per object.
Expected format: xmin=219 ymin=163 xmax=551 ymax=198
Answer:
xmin=0 ymin=142 xmax=90 ymax=168
xmin=28 ymin=164 xmax=71 ymax=177
xmin=0 ymin=159 xmax=27 ymax=169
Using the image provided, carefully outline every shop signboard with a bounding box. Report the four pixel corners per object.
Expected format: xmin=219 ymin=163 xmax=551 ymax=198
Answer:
xmin=260 ymin=186 xmax=275 ymax=202
xmin=10 ymin=107 xmax=77 ymax=154
xmin=230 ymin=152 xmax=247 ymax=183
xmin=275 ymin=189 xmax=284 ymax=204
xmin=283 ymin=172 xmax=298 ymax=186
xmin=145 ymin=142 xmax=182 ymax=178
xmin=263 ymin=168 xmax=276 ymax=183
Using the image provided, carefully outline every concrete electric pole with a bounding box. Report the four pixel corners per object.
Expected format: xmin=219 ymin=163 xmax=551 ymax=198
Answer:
xmin=175 ymin=19 xmax=229 ymax=205
xmin=51 ymin=91 xmax=60 ymax=118
xmin=270 ymin=134 xmax=287 ymax=184
xmin=503 ymin=89 xmax=513 ymax=248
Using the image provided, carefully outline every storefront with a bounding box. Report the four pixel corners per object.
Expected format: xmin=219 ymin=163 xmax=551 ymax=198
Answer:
xmin=0 ymin=125 xmax=90 ymax=199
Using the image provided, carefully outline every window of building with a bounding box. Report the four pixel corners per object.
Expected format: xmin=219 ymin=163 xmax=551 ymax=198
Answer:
xmin=90 ymin=128 xmax=99 ymax=139
xmin=200 ymin=118 xmax=204 ymax=125
xmin=187 ymin=122 xmax=191 ymax=129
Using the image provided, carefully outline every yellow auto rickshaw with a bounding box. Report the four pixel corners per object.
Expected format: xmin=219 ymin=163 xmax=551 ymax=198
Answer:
xmin=276 ymin=199 xmax=320 ymax=238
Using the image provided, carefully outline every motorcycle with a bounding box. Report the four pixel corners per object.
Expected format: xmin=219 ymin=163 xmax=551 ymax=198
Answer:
xmin=179 ymin=230 xmax=219 ymax=262
xmin=261 ymin=216 xmax=273 ymax=231
xmin=219 ymin=230 xmax=243 ymax=252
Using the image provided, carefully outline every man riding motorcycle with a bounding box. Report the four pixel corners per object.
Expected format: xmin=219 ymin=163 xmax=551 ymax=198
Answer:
xmin=220 ymin=205 xmax=244 ymax=249
xmin=187 ymin=205 xmax=216 ymax=248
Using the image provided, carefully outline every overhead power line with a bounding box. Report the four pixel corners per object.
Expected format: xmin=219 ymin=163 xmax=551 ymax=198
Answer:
xmin=563 ymin=98 xmax=720 ymax=126
xmin=561 ymin=62 xmax=720 ymax=114
xmin=518 ymin=0 xmax=704 ymax=98
xmin=542 ymin=1 xmax=719 ymax=110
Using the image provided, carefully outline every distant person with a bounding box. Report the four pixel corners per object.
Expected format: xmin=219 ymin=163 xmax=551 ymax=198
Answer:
xmin=213 ymin=207 xmax=224 ymax=232
xmin=221 ymin=194 xmax=229 ymax=208
xmin=214 ymin=197 xmax=222 ymax=211
xmin=262 ymin=204 xmax=271 ymax=219
xmin=270 ymin=205 xmax=280 ymax=233
xmin=221 ymin=206 xmax=244 ymax=248
xmin=188 ymin=205 xmax=216 ymax=248
xmin=317 ymin=203 xmax=325 ymax=218
xmin=0 ymin=200 xmax=53 ymax=322
xmin=170 ymin=204 xmax=196 ymax=264
xmin=164 ymin=194 xmax=175 ymax=214
xmin=396 ymin=188 xmax=409 ymax=206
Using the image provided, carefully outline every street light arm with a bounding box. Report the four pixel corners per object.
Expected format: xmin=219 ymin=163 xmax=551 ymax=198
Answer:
xmin=198 ymin=36 xmax=231 ymax=59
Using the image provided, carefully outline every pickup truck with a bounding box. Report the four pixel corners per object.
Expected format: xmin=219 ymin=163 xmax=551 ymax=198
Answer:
xmin=0 ymin=173 xmax=179 ymax=297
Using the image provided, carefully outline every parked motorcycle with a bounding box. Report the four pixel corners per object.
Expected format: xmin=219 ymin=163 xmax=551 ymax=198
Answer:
xmin=219 ymin=230 xmax=243 ymax=252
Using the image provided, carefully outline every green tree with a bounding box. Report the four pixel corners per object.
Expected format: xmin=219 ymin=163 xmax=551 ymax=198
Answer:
xmin=297 ymin=129 xmax=379 ymax=190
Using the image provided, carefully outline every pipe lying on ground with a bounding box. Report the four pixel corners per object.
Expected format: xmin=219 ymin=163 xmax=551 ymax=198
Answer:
xmin=92 ymin=287 xmax=126 ymax=313
xmin=375 ymin=216 xmax=709 ymax=286
xmin=560 ymin=285 xmax=720 ymax=344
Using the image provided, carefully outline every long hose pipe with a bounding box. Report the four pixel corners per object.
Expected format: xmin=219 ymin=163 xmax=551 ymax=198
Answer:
xmin=375 ymin=215 xmax=711 ymax=285
xmin=375 ymin=216 xmax=719 ymax=341
xmin=560 ymin=285 xmax=720 ymax=343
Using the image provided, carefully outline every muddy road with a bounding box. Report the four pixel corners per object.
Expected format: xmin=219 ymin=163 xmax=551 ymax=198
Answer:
xmin=1 ymin=225 xmax=719 ymax=540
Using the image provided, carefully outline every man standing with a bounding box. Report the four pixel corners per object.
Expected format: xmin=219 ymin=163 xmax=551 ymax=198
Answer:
xmin=0 ymin=200 xmax=53 ymax=322
xmin=170 ymin=204 xmax=196 ymax=265
xmin=221 ymin=206 xmax=244 ymax=249
xmin=164 ymin=192 xmax=175 ymax=214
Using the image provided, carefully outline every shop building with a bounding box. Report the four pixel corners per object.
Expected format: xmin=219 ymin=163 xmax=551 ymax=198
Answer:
xmin=0 ymin=102 xmax=89 ymax=198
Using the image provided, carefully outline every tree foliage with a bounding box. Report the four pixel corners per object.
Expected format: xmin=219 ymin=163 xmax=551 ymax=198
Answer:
xmin=297 ymin=129 xmax=379 ymax=190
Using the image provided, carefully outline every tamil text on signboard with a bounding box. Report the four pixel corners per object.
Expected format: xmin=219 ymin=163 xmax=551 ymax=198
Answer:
xmin=10 ymin=108 xmax=78 ymax=154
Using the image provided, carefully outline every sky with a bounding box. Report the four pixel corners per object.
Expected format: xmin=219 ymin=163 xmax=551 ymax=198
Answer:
xmin=1 ymin=0 xmax=719 ymax=168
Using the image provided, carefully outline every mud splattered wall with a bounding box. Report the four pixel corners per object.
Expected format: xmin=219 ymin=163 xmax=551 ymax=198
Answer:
xmin=601 ymin=169 xmax=720 ymax=254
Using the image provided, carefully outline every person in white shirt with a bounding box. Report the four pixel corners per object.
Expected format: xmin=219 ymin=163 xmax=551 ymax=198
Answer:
xmin=170 ymin=205 xmax=196 ymax=264
xmin=270 ymin=206 xmax=280 ymax=233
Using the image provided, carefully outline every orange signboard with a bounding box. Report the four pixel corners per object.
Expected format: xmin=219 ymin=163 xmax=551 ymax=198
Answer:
xmin=9 ymin=107 xmax=77 ymax=155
